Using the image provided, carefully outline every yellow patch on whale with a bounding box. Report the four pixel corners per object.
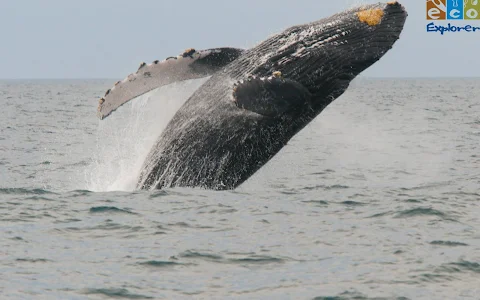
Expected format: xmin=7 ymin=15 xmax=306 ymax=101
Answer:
xmin=272 ymin=71 xmax=282 ymax=78
xmin=357 ymin=8 xmax=384 ymax=26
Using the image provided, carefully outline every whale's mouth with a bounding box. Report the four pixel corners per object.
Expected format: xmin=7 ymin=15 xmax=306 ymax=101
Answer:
xmin=254 ymin=1 xmax=407 ymax=107
xmin=308 ymin=1 xmax=408 ymax=97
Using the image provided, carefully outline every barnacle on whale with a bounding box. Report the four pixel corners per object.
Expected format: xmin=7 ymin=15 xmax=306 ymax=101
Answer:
xmin=357 ymin=8 xmax=384 ymax=26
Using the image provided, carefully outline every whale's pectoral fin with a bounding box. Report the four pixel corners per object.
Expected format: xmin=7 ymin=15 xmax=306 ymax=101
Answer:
xmin=97 ymin=47 xmax=244 ymax=119
xmin=232 ymin=73 xmax=312 ymax=117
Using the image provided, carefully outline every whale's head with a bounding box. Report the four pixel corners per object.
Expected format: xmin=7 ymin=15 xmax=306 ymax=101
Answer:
xmin=246 ymin=1 xmax=407 ymax=113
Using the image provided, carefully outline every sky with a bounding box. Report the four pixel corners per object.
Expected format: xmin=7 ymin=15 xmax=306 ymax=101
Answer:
xmin=0 ymin=0 xmax=479 ymax=79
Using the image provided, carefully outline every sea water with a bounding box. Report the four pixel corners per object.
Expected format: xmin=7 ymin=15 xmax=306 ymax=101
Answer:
xmin=0 ymin=78 xmax=479 ymax=299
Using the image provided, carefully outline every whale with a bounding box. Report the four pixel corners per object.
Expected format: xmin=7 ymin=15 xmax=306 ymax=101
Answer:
xmin=97 ymin=2 xmax=408 ymax=190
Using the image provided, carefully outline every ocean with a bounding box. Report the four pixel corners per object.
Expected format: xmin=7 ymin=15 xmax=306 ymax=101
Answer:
xmin=0 ymin=78 xmax=479 ymax=299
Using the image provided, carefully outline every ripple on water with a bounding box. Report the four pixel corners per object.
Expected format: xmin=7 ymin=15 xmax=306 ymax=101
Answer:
xmin=430 ymin=240 xmax=469 ymax=247
xmin=302 ymin=184 xmax=350 ymax=191
xmin=368 ymin=211 xmax=393 ymax=218
xmin=15 ymin=258 xmax=51 ymax=263
xmin=339 ymin=201 xmax=366 ymax=206
xmin=413 ymin=273 xmax=456 ymax=283
xmin=178 ymin=250 xmax=286 ymax=266
xmin=83 ymin=288 xmax=154 ymax=299
xmin=167 ymin=222 xmax=214 ymax=229
xmin=148 ymin=190 xmax=169 ymax=198
xmin=394 ymin=207 xmax=452 ymax=220
xmin=60 ymin=222 xmax=145 ymax=236
xmin=402 ymin=198 xmax=426 ymax=203
xmin=67 ymin=190 xmax=93 ymax=197
xmin=312 ymin=290 xmax=410 ymax=300
xmin=437 ymin=260 xmax=480 ymax=274
xmin=0 ymin=188 xmax=56 ymax=195
xmin=137 ymin=260 xmax=191 ymax=268
xmin=24 ymin=196 xmax=56 ymax=201
xmin=89 ymin=206 xmax=137 ymax=215
xmin=411 ymin=260 xmax=480 ymax=284
xmin=53 ymin=218 xmax=82 ymax=224
xmin=302 ymin=200 xmax=329 ymax=206
xmin=326 ymin=185 xmax=350 ymax=190
xmin=179 ymin=250 xmax=223 ymax=261
xmin=228 ymin=255 xmax=285 ymax=265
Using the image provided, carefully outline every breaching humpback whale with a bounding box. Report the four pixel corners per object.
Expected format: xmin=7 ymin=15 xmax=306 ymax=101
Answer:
xmin=97 ymin=2 xmax=407 ymax=190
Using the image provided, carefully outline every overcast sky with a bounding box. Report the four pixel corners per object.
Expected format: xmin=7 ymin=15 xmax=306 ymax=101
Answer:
xmin=0 ymin=0 xmax=479 ymax=79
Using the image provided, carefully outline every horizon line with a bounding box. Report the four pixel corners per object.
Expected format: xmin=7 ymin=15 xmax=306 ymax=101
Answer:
xmin=1 ymin=76 xmax=479 ymax=81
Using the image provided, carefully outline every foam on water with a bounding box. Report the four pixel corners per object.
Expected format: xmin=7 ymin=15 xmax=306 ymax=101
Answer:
xmin=85 ymin=78 xmax=210 ymax=192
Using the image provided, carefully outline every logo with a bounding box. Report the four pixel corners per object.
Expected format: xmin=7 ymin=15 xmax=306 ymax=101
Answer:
xmin=427 ymin=0 xmax=480 ymax=34
xmin=427 ymin=0 xmax=480 ymax=20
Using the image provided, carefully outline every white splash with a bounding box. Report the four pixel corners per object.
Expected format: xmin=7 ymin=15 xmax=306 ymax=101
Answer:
xmin=85 ymin=77 xmax=210 ymax=192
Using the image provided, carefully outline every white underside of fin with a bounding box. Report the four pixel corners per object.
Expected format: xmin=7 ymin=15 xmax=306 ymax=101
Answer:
xmin=97 ymin=49 xmax=222 ymax=119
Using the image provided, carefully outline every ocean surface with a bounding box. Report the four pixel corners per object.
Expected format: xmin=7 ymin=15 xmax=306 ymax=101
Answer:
xmin=0 ymin=78 xmax=479 ymax=299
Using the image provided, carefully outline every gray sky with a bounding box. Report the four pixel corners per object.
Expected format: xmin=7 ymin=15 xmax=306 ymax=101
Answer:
xmin=1 ymin=0 xmax=479 ymax=79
